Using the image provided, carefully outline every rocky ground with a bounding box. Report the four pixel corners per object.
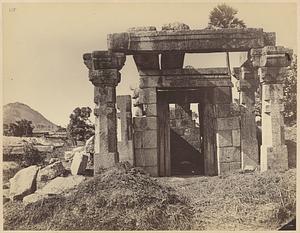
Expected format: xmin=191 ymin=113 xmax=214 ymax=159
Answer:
xmin=2 ymin=125 xmax=297 ymax=230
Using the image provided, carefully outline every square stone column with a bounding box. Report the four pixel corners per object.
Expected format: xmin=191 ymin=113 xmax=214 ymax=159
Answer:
xmin=251 ymin=46 xmax=293 ymax=171
xmin=83 ymin=51 xmax=125 ymax=174
xmin=117 ymin=95 xmax=134 ymax=165
xmin=211 ymin=87 xmax=242 ymax=175
xmin=237 ymin=61 xmax=259 ymax=169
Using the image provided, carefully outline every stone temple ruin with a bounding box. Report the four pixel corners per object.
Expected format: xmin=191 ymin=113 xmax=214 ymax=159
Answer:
xmin=83 ymin=24 xmax=293 ymax=176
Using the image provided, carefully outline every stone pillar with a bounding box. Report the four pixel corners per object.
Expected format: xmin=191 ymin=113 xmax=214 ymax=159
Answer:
xmin=238 ymin=60 xmax=259 ymax=169
xmin=251 ymin=46 xmax=292 ymax=171
xmin=83 ymin=51 xmax=125 ymax=174
xmin=117 ymin=95 xmax=134 ymax=165
xmin=212 ymin=86 xmax=241 ymax=175
xmin=133 ymin=87 xmax=160 ymax=176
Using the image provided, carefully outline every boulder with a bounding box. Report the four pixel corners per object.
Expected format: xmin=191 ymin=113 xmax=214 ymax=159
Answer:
xmin=71 ymin=152 xmax=88 ymax=175
xmin=9 ymin=165 xmax=39 ymax=201
xmin=23 ymin=175 xmax=85 ymax=206
xmin=37 ymin=161 xmax=65 ymax=183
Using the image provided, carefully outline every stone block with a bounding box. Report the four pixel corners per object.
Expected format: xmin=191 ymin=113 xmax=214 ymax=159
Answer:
xmin=232 ymin=129 xmax=241 ymax=147
xmin=37 ymin=161 xmax=65 ymax=185
xmin=218 ymin=146 xmax=241 ymax=163
xmin=138 ymin=88 xmax=157 ymax=104
xmin=213 ymin=103 xmax=240 ymax=118
xmin=213 ymin=87 xmax=232 ymax=104
xmin=134 ymin=130 xmax=157 ymax=148
xmin=71 ymin=152 xmax=88 ymax=175
xmin=140 ymin=166 xmax=159 ymax=177
xmin=216 ymin=130 xmax=233 ymax=147
xmin=215 ymin=117 xmax=240 ymax=130
xmin=229 ymin=162 xmax=241 ymax=171
xmin=9 ymin=165 xmax=39 ymax=201
xmin=144 ymin=103 xmax=158 ymax=116
xmin=260 ymin=145 xmax=288 ymax=172
xmin=219 ymin=162 xmax=230 ymax=174
xmin=135 ymin=148 xmax=158 ymax=167
xmin=133 ymin=117 xmax=157 ymax=131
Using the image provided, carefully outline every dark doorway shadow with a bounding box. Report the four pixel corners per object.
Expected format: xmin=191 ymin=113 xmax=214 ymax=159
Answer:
xmin=170 ymin=129 xmax=204 ymax=176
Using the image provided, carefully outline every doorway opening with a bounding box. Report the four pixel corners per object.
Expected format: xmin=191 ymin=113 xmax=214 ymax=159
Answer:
xmin=169 ymin=103 xmax=204 ymax=175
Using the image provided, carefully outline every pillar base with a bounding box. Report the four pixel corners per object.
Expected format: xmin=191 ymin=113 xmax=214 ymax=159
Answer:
xmin=94 ymin=152 xmax=119 ymax=175
xmin=260 ymin=145 xmax=288 ymax=172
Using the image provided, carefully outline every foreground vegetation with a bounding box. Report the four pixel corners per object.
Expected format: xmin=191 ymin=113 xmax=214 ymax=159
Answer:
xmin=4 ymin=162 xmax=296 ymax=231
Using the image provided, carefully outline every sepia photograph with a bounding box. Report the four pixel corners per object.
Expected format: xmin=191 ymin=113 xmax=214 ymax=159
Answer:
xmin=1 ymin=1 xmax=298 ymax=231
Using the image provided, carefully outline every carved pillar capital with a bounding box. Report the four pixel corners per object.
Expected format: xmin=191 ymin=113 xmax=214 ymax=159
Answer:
xmin=250 ymin=46 xmax=292 ymax=69
xmin=83 ymin=51 xmax=126 ymax=87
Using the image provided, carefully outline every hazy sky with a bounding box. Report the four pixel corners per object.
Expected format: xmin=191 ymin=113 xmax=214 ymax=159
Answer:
xmin=3 ymin=2 xmax=297 ymax=126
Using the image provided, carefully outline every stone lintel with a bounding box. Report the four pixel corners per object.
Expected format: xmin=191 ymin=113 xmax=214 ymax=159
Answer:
xmin=133 ymin=53 xmax=160 ymax=70
xmin=139 ymin=68 xmax=229 ymax=76
xmin=108 ymin=28 xmax=273 ymax=53
xmin=250 ymin=46 xmax=293 ymax=68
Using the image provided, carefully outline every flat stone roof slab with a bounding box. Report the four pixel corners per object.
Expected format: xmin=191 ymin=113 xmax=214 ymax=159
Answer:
xmin=108 ymin=28 xmax=275 ymax=54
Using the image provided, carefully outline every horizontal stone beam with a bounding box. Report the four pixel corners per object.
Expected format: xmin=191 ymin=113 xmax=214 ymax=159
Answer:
xmin=108 ymin=28 xmax=275 ymax=54
xmin=139 ymin=68 xmax=232 ymax=88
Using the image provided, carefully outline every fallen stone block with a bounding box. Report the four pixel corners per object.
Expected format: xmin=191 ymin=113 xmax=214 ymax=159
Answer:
xmin=23 ymin=175 xmax=85 ymax=206
xmin=37 ymin=161 xmax=65 ymax=183
xmin=71 ymin=152 xmax=88 ymax=175
xmin=9 ymin=165 xmax=39 ymax=201
xmin=64 ymin=146 xmax=84 ymax=161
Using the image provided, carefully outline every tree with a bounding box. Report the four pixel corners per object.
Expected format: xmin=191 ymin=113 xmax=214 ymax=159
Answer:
xmin=67 ymin=107 xmax=95 ymax=146
xmin=3 ymin=119 xmax=34 ymax=137
xmin=207 ymin=4 xmax=246 ymax=76
xmin=283 ymin=54 xmax=297 ymax=125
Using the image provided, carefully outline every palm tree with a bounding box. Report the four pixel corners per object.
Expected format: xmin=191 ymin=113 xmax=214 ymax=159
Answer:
xmin=207 ymin=4 xmax=246 ymax=76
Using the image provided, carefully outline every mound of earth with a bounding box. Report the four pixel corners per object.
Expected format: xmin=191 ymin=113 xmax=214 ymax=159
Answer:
xmin=4 ymin=162 xmax=193 ymax=230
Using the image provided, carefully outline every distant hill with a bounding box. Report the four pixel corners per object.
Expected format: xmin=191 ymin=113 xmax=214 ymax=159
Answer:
xmin=3 ymin=102 xmax=58 ymax=132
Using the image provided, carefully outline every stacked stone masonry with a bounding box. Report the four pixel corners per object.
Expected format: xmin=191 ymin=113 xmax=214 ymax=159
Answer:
xmin=83 ymin=26 xmax=292 ymax=176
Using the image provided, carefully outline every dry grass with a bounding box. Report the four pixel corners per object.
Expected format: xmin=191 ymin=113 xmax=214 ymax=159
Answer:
xmin=4 ymin=162 xmax=296 ymax=231
xmin=161 ymin=169 xmax=296 ymax=230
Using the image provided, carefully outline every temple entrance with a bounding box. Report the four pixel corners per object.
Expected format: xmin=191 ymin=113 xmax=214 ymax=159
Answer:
xmin=158 ymin=89 xmax=217 ymax=176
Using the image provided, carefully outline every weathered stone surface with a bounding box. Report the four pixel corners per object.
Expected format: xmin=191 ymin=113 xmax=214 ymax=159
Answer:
xmin=9 ymin=165 xmax=39 ymax=201
xmin=23 ymin=175 xmax=85 ymax=205
xmin=127 ymin=26 xmax=157 ymax=32
xmin=135 ymin=148 xmax=158 ymax=167
xmin=161 ymin=52 xmax=185 ymax=69
xmin=138 ymin=88 xmax=157 ymax=104
xmin=71 ymin=152 xmax=89 ymax=175
xmin=133 ymin=117 xmax=157 ymax=131
xmin=213 ymin=103 xmax=240 ymax=118
xmin=64 ymin=146 xmax=85 ymax=161
xmin=212 ymin=87 xmax=232 ymax=104
xmin=216 ymin=130 xmax=233 ymax=147
xmin=133 ymin=53 xmax=160 ymax=70
xmin=108 ymin=28 xmax=271 ymax=53
xmin=134 ymin=130 xmax=157 ymax=149
xmin=37 ymin=161 xmax=65 ymax=183
xmin=215 ymin=117 xmax=240 ymax=130
xmin=232 ymin=129 xmax=241 ymax=147
xmin=144 ymin=103 xmax=158 ymax=116
xmin=218 ymin=147 xmax=241 ymax=163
